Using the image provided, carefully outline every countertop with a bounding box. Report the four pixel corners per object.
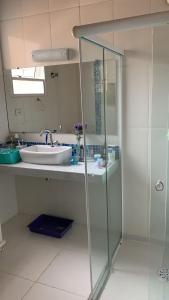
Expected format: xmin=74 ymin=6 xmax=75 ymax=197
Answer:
xmin=0 ymin=160 xmax=119 ymax=182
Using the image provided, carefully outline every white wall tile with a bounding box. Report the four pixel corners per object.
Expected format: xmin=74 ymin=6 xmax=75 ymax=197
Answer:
xmin=122 ymin=128 xmax=149 ymax=238
xmin=49 ymin=0 xmax=79 ymax=11
xmin=114 ymin=28 xmax=152 ymax=129
xmin=122 ymin=58 xmax=150 ymax=128
xmin=51 ymin=7 xmax=79 ymax=57
xmin=80 ymin=1 xmax=114 ymax=43
xmin=0 ymin=80 xmax=9 ymax=140
xmin=0 ymin=75 xmax=9 ymax=141
xmin=22 ymin=0 xmax=49 ymax=17
xmin=151 ymin=0 xmax=169 ymax=12
xmin=0 ymin=53 xmax=9 ymax=141
xmin=80 ymin=0 xmax=108 ymax=6
xmin=80 ymin=1 xmax=113 ymax=24
xmin=150 ymin=128 xmax=168 ymax=242
xmin=114 ymin=0 xmax=150 ymax=19
xmin=19 ymin=133 xmax=78 ymax=144
xmin=114 ymin=28 xmax=152 ymax=63
xmin=23 ymin=13 xmax=52 ymax=66
xmin=0 ymin=18 xmax=25 ymax=69
xmin=151 ymin=64 xmax=169 ymax=128
xmin=151 ymin=26 xmax=169 ymax=128
xmin=0 ymin=0 xmax=22 ymax=21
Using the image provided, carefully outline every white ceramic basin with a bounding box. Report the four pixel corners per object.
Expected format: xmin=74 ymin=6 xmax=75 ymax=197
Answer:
xmin=20 ymin=145 xmax=72 ymax=165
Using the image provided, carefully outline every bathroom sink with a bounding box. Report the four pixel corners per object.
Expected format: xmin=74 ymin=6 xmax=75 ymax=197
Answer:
xmin=20 ymin=145 xmax=72 ymax=165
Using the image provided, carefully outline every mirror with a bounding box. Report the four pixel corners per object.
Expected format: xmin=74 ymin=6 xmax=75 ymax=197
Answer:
xmin=4 ymin=63 xmax=82 ymax=133
xmin=3 ymin=59 xmax=118 ymax=136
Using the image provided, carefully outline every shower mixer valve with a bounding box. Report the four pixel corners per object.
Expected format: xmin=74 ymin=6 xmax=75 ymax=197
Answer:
xmin=155 ymin=180 xmax=164 ymax=192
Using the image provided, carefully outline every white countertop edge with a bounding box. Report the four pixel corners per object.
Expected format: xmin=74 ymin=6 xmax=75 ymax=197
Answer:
xmin=0 ymin=160 xmax=119 ymax=182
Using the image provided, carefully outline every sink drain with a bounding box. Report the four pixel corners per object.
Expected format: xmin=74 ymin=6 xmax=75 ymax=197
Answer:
xmin=158 ymin=268 xmax=169 ymax=281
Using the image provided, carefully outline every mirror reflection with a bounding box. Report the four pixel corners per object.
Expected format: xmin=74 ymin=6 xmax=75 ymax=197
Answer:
xmin=4 ymin=63 xmax=81 ymax=133
xmin=4 ymin=60 xmax=118 ymax=136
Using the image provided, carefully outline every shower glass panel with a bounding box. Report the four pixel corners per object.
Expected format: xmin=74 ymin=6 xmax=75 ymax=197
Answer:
xmin=80 ymin=39 xmax=109 ymax=291
xmin=80 ymin=37 xmax=122 ymax=297
xmin=104 ymin=49 xmax=122 ymax=260
xmin=149 ymin=24 xmax=169 ymax=300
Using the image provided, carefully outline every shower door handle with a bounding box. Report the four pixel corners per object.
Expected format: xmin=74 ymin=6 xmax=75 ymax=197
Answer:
xmin=155 ymin=180 xmax=164 ymax=192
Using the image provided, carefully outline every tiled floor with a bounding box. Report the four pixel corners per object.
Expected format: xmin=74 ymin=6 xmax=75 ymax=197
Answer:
xmin=0 ymin=214 xmax=90 ymax=300
xmin=1 ymin=215 xmax=166 ymax=300
xmin=100 ymin=240 xmax=166 ymax=300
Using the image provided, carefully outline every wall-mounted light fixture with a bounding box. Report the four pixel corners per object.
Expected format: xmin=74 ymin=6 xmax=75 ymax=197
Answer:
xmin=32 ymin=48 xmax=70 ymax=62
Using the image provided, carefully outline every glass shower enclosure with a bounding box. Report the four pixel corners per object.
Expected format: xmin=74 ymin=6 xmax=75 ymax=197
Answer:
xmin=76 ymin=12 xmax=169 ymax=300
xmin=79 ymin=37 xmax=123 ymax=299
xmin=149 ymin=23 xmax=169 ymax=300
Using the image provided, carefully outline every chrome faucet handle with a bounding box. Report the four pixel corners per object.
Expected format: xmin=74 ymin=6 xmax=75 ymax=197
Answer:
xmin=53 ymin=140 xmax=59 ymax=146
xmin=40 ymin=129 xmax=48 ymax=135
xmin=40 ymin=129 xmax=51 ymax=145
xmin=40 ymin=130 xmax=44 ymax=136
xmin=40 ymin=129 xmax=60 ymax=147
xmin=58 ymin=125 xmax=62 ymax=133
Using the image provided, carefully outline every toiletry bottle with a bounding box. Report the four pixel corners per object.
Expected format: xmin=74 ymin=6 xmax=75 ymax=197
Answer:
xmin=80 ymin=145 xmax=84 ymax=162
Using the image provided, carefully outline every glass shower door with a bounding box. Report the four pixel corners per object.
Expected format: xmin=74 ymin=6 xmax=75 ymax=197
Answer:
xmin=104 ymin=48 xmax=122 ymax=261
xmin=149 ymin=24 xmax=169 ymax=300
xmin=80 ymin=37 xmax=122 ymax=298
xmin=80 ymin=38 xmax=109 ymax=292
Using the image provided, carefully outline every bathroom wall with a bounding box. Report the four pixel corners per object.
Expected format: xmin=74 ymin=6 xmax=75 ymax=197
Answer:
xmin=0 ymin=0 xmax=169 ymax=238
xmin=113 ymin=1 xmax=169 ymax=240
xmin=114 ymin=27 xmax=152 ymax=239
xmin=0 ymin=50 xmax=9 ymax=141
xmin=0 ymin=174 xmax=17 ymax=223
xmin=0 ymin=0 xmax=115 ymax=69
xmin=150 ymin=25 xmax=169 ymax=242
xmin=15 ymin=176 xmax=86 ymax=225
xmin=0 ymin=47 xmax=17 ymax=224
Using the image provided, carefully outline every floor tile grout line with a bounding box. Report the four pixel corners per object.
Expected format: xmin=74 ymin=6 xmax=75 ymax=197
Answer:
xmin=0 ymin=248 xmax=64 ymax=283
xmin=35 ymin=249 xmax=63 ymax=283
xmin=30 ymin=282 xmax=88 ymax=299
xmin=36 ymin=281 xmax=88 ymax=298
xmin=21 ymin=282 xmax=36 ymax=300
xmin=0 ymin=269 xmax=35 ymax=283
xmin=0 ymin=249 xmax=87 ymax=299
xmin=34 ymin=248 xmax=89 ymax=298
xmin=1 ymin=215 xmax=89 ymax=299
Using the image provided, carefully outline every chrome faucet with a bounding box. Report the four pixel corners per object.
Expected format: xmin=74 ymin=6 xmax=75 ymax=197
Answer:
xmin=40 ymin=129 xmax=59 ymax=147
